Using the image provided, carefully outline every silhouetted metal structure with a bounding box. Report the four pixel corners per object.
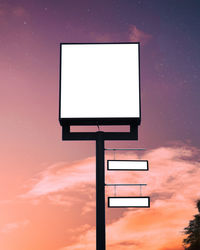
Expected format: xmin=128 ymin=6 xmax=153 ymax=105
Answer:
xmin=59 ymin=42 xmax=150 ymax=250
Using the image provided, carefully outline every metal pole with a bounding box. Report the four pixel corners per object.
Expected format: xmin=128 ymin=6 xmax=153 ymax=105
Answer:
xmin=96 ymin=131 xmax=105 ymax=250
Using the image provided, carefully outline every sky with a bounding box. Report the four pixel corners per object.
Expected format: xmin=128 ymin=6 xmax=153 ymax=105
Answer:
xmin=0 ymin=0 xmax=200 ymax=249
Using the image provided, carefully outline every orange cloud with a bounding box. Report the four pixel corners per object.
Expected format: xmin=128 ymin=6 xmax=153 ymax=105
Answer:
xmin=21 ymin=144 xmax=200 ymax=249
xmin=35 ymin=143 xmax=199 ymax=250
xmin=59 ymin=200 xmax=188 ymax=250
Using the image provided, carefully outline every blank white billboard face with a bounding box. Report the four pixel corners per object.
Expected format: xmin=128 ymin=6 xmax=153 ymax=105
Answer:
xmin=107 ymin=160 xmax=148 ymax=171
xmin=60 ymin=43 xmax=140 ymax=121
xmin=108 ymin=197 xmax=150 ymax=208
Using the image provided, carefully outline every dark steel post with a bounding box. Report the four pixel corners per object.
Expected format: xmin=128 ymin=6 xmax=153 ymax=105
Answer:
xmin=96 ymin=131 xmax=105 ymax=250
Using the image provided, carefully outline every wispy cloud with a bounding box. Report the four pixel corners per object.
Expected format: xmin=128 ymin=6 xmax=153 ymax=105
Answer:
xmin=12 ymin=6 xmax=29 ymax=18
xmin=0 ymin=3 xmax=29 ymax=19
xmin=1 ymin=220 xmax=29 ymax=234
xmin=59 ymin=200 xmax=190 ymax=250
xmin=129 ymin=25 xmax=152 ymax=45
xmin=22 ymin=158 xmax=95 ymax=198
xmin=41 ymin=143 xmax=200 ymax=250
xmin=20 ymin=144 xmax=200 ymax=249
xmin=23 ymin=145 xmax=200 ymax=203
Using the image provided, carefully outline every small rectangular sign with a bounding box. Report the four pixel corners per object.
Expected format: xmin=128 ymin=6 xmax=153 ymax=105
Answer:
xmin=107 ymin=160 xmax=148 ymax=171
xmin=108 ymin=197 xmax=150 ymax=208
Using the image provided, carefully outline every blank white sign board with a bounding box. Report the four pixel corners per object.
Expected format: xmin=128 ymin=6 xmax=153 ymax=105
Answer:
xmin=60 ymin=43 xmax=140 ymax=120
xmin=107 ymin=160 xmax=148 ymax=171
xmin=108 ymin=197 xmax=150 ymax=208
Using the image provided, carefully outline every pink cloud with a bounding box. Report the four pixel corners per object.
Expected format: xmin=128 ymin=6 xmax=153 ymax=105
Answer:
xmin=23 ymin=145 xmax=200 ymax=207
xmin=23 ymin=158 xmax=95 ymax=198
xmin=89 ymin=26 xmax=152 ymax=45
xmin=129 ymin=25 xmax=152 ymax=45
xmin=12 ymin=7 xmax=29 ymax=18
xmin=0 ymin=4 xmax=29 ymax=19
xmin=35 ymin=143 xmax=199 ymax=250
xmin=22 ymin=144 xmax=200 ymax=249
xmin=81 ymin=200 xmax=96 ymax=215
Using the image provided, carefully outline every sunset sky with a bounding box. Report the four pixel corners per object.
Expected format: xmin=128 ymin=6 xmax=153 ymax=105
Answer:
xmin=0 ymin=0 xmax=200 ymax=249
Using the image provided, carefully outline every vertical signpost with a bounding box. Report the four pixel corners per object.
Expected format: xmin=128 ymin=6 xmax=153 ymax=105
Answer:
xmin=96 ymin=132 xmax=105 ymax=250
xmin=59 ymin=42 xmax=149 ymax=250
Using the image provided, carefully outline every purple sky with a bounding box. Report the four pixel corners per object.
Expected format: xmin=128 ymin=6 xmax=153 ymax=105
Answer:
xmin=0 ymin=1 xmax=200 ymax=249
xmin=1 ymin=0 xmax=199 ymax=150
xmin=0 ymin=0 xmax=199 ymax=185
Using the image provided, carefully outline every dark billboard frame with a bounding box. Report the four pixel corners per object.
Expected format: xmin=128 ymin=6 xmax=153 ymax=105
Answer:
xmin=59 ymin=42 xmax=141 ymax=140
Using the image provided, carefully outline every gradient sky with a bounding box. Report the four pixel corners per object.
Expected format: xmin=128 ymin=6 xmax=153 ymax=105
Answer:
xmin=0 ymin=0 xmax=200 ymax=249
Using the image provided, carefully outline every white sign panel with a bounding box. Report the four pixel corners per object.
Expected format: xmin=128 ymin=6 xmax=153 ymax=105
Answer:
xmin=108 ymin=197 xmax=150 ymax=208
xmin=60 ymin=43 xmax=140 ymax=122
xmin=107 ymin=160 xmax=148 ymax=171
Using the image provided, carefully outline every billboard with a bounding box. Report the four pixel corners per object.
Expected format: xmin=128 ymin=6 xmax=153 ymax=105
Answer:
xmin=59 ymin=43 xmax=140 ymax=126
